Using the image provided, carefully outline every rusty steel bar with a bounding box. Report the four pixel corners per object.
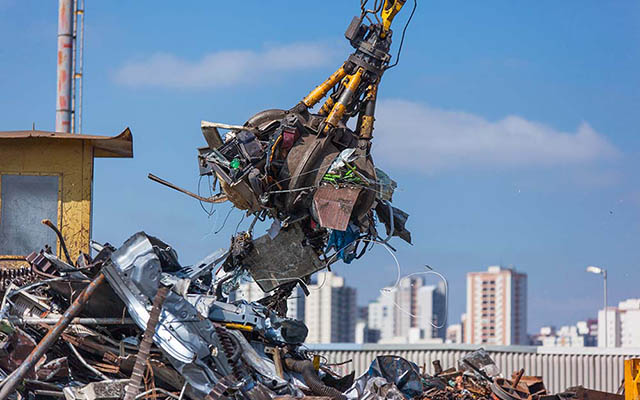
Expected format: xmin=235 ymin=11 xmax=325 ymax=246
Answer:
xmin=55 ymin=0 xmax=74 ymax=132
xmin=512 ymin=368 xmax=525 ymax=388
xmin=0 ymin=272 xmax=105 ymax=399
xmin=123 ymin=286 xmax=170 ymax=400
xmin=148 ymin=173 xmax=227 ymax=204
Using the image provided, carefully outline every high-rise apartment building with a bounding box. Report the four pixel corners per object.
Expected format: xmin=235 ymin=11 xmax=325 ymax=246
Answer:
xmin=367 ymin=286 xmax=396 ymax=340
xmin=465 ymin=266 xmax=527 ymax=345
xmin=597 ymin=298 xmax=640 ymax=347
xmin=368 ymin=278 xmax=446 ymax=343
xmin=304 ymin=271 xmax=357 ymax=343
xmin=415 ymin=283 xmax=447 ymax=340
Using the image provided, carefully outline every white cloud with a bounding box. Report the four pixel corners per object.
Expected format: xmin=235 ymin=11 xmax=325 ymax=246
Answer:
xmin=373 ymin=99 xmax=619 ymax=171
xmin=114 ymin=42 xmax=334 ymax=89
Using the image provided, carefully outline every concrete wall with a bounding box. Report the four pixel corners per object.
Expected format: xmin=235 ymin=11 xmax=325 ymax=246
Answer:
xmin=307 ymin=343 xmax=640 ymax=394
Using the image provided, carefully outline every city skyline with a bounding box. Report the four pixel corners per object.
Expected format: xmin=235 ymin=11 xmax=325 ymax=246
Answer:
xmin=233 ymin=265 xmax=640 ymax=347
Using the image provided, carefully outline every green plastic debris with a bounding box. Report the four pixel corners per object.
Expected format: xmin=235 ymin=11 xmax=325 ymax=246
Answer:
xmin=230 ymin=158 xmax=241 ymax=169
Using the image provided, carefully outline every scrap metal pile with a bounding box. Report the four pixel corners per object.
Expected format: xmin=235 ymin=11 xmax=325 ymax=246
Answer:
xmin=0 ymin=263 xmax=624 ymax=400
xmin=1 ymin=1 xmax=627 ymax=399
xmin=0 ymin=235 xmax=359 ymax=399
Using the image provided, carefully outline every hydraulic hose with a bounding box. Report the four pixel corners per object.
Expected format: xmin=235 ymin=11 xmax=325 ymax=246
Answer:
xmin=283 ymin=358 xmax=347 ymax=400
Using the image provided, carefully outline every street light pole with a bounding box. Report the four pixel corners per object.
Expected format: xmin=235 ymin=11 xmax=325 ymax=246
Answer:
xmin=603 ymin=269 xmax=608 ymax=347
xmin=586 ymin=266 xmax=608 ymax=347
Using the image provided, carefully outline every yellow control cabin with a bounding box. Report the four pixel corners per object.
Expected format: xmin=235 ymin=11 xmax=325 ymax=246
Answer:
xmin=0 ymin=128 xmax=133 ymax=264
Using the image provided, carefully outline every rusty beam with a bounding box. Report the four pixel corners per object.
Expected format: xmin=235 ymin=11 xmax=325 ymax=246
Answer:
xmin=123 ymin=286 xmax=170 ymax=400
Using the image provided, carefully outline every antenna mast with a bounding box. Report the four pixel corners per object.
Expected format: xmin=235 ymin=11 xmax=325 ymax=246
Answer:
xmin=56 ymin=0 xmax=84 ymax=133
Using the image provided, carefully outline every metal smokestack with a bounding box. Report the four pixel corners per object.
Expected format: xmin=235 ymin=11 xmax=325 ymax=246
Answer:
xmin=56 ymin=0 xmax=74 ymax=133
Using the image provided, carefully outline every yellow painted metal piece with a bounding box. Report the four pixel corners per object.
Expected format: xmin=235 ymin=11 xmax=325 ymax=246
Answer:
xmin=344 ymin=69 xmax=364 ymax=96
xmin=381 ymin=0 xmax=406 ymax=38
xmin=0 ymin=129 xmax=132 ymax=262
xmin=302 ymin=66 xmax=347 ymax=108
xmin=359 ymin=81 xmax=379 ymax=139
xmin=318 ymin=97 xmax=335 ymax=116
xmin=626 ymin=358 xmax=640 ymax=400
xmin=323 ymin=103 xmax=347 ymax=132
xmin=365 ymin=82 xmax=378 ymax=102
xmin=359 ymin=115 xmax=375 ymax=139
xmin=312 ymin=355 xmax=320 ymax=371
xmin=224 ymin=322 xmax=254 ymax=332
xmin=323 ymin=68 xmax=364 ymax=133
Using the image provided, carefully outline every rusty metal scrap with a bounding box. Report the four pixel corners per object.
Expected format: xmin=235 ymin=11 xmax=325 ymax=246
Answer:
xmin=0 ymin=251 xmax=630 ymax=400
xmin=123 ymin=286 xmax=169 ymax=400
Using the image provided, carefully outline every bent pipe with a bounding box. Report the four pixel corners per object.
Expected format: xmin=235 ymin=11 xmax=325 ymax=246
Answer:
xmin=41 ymin=219 xmax=72 ymax=264
xmin=283 ymin=358 xmax=347 ymax=400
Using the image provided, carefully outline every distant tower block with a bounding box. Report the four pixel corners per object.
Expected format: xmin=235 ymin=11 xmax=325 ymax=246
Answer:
xmin=465 ymin=266 xmax=528 ymax=345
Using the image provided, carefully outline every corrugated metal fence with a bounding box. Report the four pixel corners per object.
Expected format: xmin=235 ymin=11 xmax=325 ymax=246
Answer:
xmin=306 ymin=343 xmax=640 ymax=394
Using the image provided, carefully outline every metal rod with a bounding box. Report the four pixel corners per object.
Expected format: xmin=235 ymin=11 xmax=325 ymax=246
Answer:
xmin=323 ymin=67 xmax=364 ymax=133
xmin=76 ymin=0 xmax=84 ymax=133
xmin=7 ymin=317 xmax=135 ymax=326
xmin=33 ymin=390 xmax=65 ymax=398
xmin=67 ymin=341 xmax=109 ymax=380
xmin=135 ymin=388 xmax=180 ymax=400
xmin=0 ymin=272 xmax=105 ymax=399
xmin=0 ymin=370 xmax=18 ymax=391
xmin=124 ymin=286 xmax=170 ymax=400
xmin=70 ymin=0 xmax=76 ymax=133
xmin=302 ymin=65 xmax=347 ymax=108
xmin=178 ymin=383 xmax=187 ymax=400
xmin=512 ymin=368 xmax=525 ymax=388
xmin=201 ymin=120 xmax=257 ymax=133
xmin=147 ymin=173 xmax=227 ymax=204
xmin=41 ymin=219 xmax=72 ymax=263
xmin=273 ymin=347 xmax=284 ymax=379
xmin=604 ymin=269 xmax=608 ymax=347
xmin=55 ymin=0 xmax=74 ymax=133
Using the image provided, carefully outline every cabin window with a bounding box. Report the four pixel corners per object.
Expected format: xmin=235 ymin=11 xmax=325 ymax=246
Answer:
xmin=0 ymin=174 xmax=59 ymax=256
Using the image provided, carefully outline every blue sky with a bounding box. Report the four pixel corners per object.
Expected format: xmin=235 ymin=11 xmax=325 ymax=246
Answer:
xmin=1 ymin=1 xmax=639 ymax=332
